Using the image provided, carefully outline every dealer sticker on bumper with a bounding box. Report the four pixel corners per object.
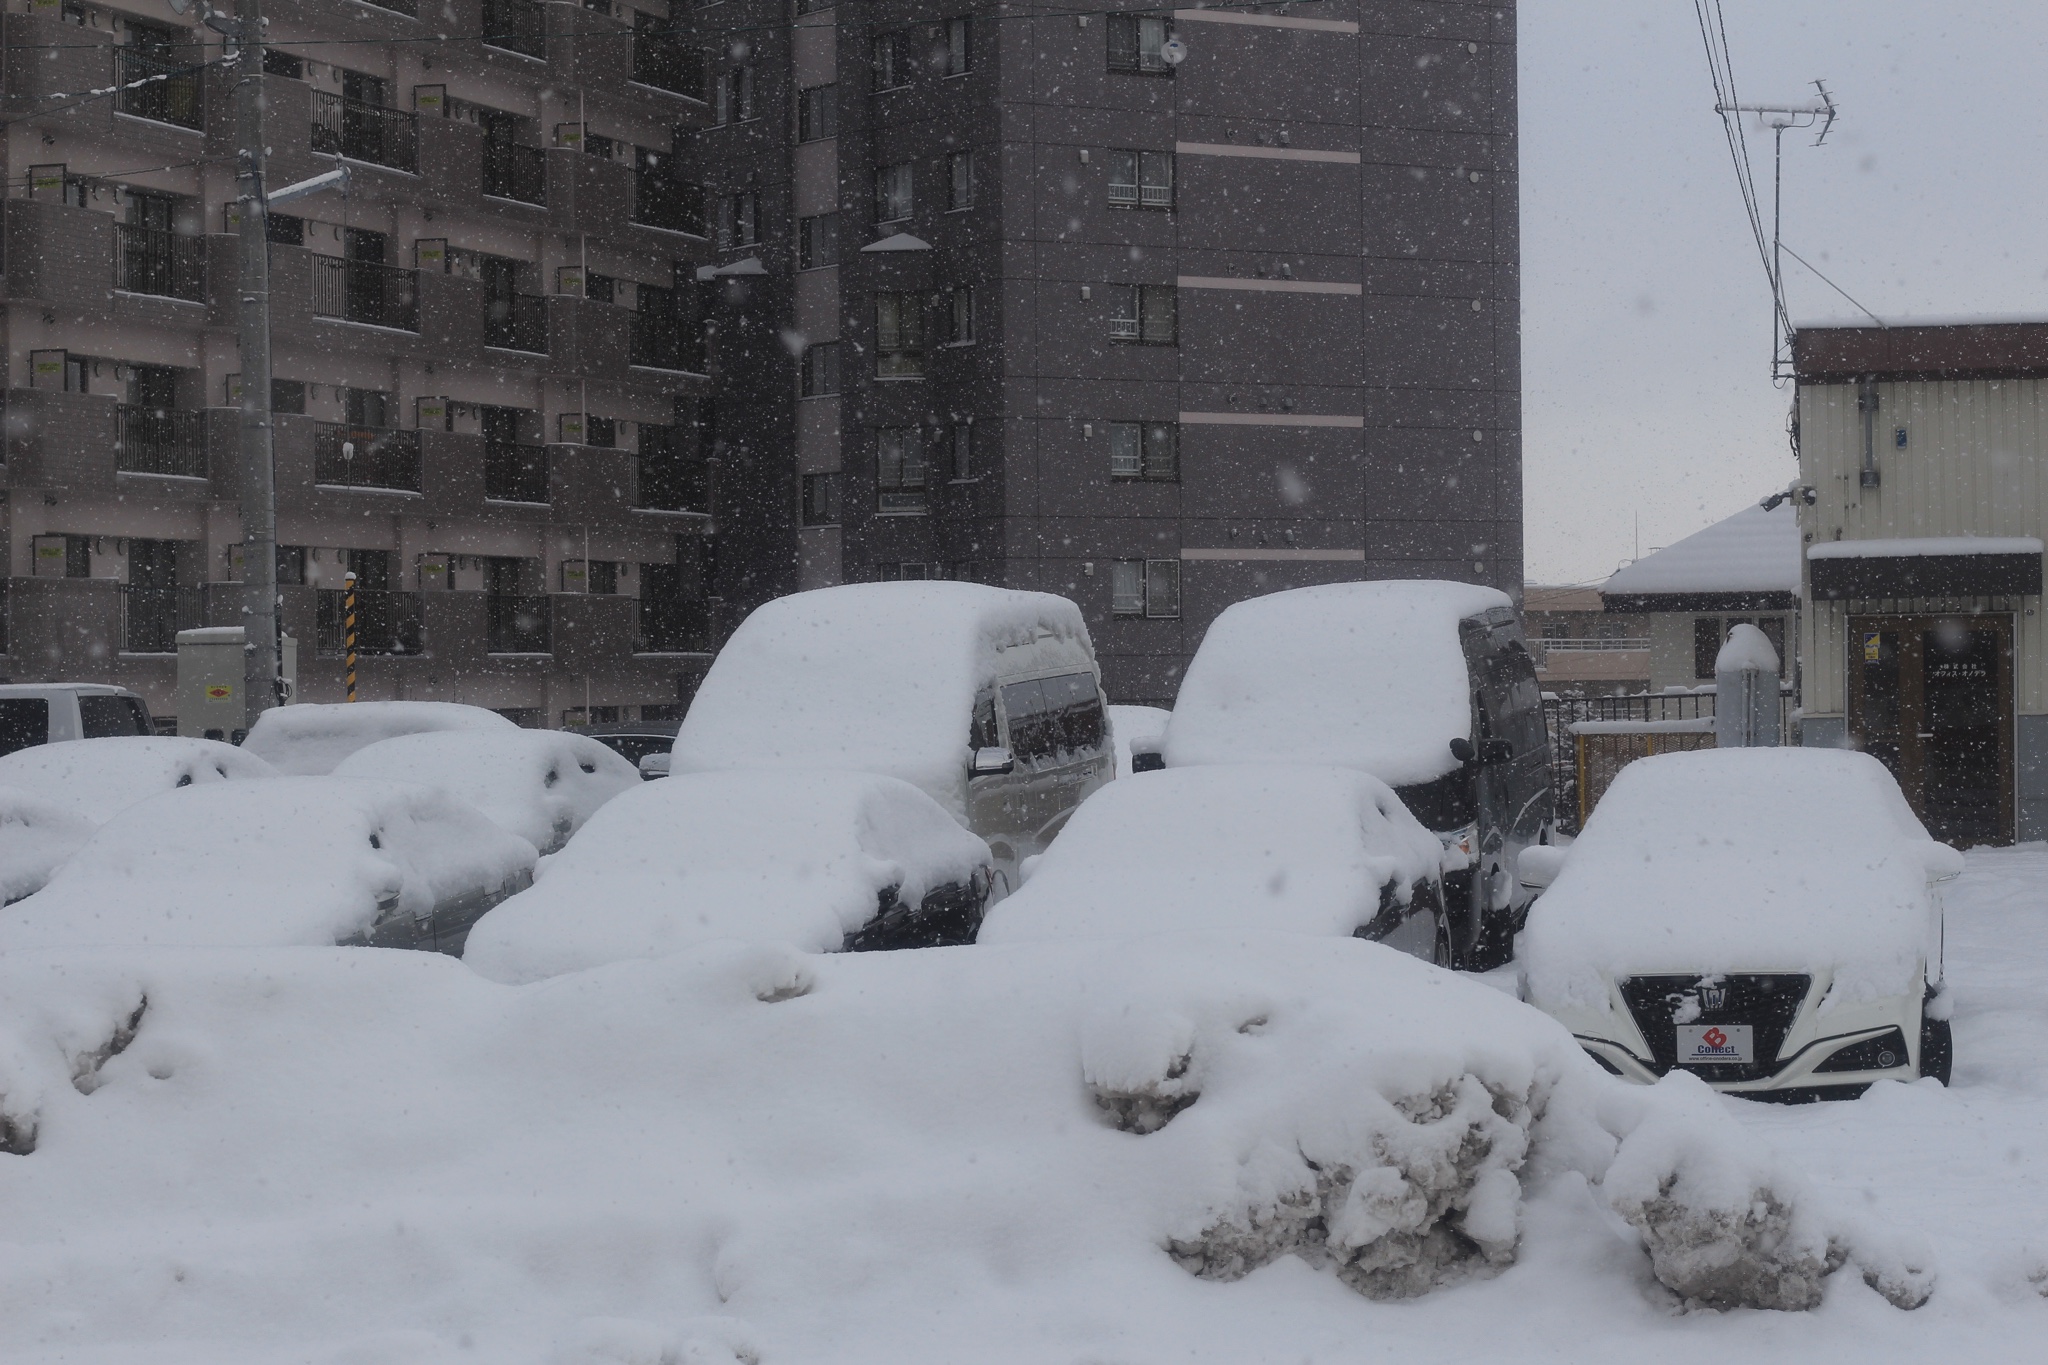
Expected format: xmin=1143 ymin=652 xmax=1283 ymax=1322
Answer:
xmin=1676 ymin=1024 xmax=1754 ymax=1065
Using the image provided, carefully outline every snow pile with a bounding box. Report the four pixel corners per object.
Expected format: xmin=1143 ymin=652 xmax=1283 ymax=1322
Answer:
xmin=1109 ymin=703 xmax=1170 ymax=777
xmin=1522 ymin=748 xmax=1954 ymax=1011
xmin=334 ymin=729 xmax=640 ymax=854
xmin=0 ymin=777 xmax=536 ymax=950
xmin=0 ymin=736 xmax=278 ymax=824
xmin=1603 ymin=501 xmax=1801 ymax=596
xmin=242 ymin=701 xmax=518 ymax=775
xmin=463 ymin=770 xmax=990 ymax=982
xmin=0 ymin=787 xmax=96 ymax=905
xmin=979 ymin=765 xmax=1443 ymax=944
xmin=1714 ymin=622 xmax=1781 ymax=675
xmin=672 ymin=583 xmax=1096 ymax=815
xmin=1162 ymin=580 xmax=1510 ymax=787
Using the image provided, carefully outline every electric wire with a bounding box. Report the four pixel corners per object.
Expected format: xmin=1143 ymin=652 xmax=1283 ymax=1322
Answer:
xmin=1778 ymin=243 xmax=1885 ymax=328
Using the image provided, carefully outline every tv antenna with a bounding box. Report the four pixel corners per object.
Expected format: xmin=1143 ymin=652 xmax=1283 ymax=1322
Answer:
xmin=1714 ymin=80 xmax=1836 ymax=378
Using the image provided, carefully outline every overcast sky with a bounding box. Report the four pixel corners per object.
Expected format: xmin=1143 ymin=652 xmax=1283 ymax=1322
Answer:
xmin=1518 ymin=1 xmax=2048 ymax=585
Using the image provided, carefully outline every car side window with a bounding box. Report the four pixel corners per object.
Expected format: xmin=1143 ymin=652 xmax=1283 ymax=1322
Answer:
xmin=0 ymin=698 xmax=50 ymax=755
xmin=1040 ymin=672 xmax=1105 ymax=758
xmin=80 ymin=695 xmax=149 ymax=738
xmin=999 ymin=679 xmax=1054 ymax=763
xmin=970 ymin=693 xmax=999 ymax=751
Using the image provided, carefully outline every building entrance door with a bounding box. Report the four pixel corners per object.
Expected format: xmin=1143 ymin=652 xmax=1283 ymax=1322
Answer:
xmin=1847 ymin=614 xmax=2014 ymax=846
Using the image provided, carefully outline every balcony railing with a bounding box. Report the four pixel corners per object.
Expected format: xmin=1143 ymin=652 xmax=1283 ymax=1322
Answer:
xmin=314 ymin=423 xmax=422 ymax=492
xmin=1107 ymin=182 xmax=1174 ymax=208
xmin=1539 ymin=637 xmax=1651 ymax=653
xmin=638 ymin=596 xmax=710 ymax=654
xmin=310 ymin=92 xmax=418 ymax=172
xmin=484 ymin=439 xmax=549 ymax=503
xmin=122 ymin=586 xmax=206 ymax=654
xmin=633 ymin=172 xmax=704 ymax=234
xmin=114 ymin=222 xmax=205 ymax=302
xmin=482 ymin=140 xmax=547 ymax=204
xmin=485 ymin=293 xmax=549 ymax=353
xmin=630 ymin=25 xmax=697 ymax=96
xmin=486 ymin=594 xmax=551 ymax=654
xmin=115 ymin=48 xmax=202 ymax=130
xmin=311 ymin=257 xmax=420 ymax=330
xmin=1108 ymin=316 xmax=1140 ymax=340
xmin=629 ymin=310 xmax=693 ymax=371
xmin=316 ymin=589 xmax=423 ymax=657
xmin=482 ymin=0 xmax=547 ymax=59
xmin=115 ymin=406 xmax=206 ymax=478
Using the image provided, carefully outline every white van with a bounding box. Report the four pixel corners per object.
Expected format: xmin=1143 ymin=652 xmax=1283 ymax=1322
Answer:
xmin=0 ymin=684 xmax=154 ymax=756
xmin=672 ymin=583 xmax=1113 ymax=900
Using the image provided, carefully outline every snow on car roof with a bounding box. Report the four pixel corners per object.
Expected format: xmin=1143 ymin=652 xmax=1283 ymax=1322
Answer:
xmin=1161 ymin=580 xmax=1511 ymax=787
xmin=333 ymin=730 xmax=640 ymax=855
xmin=1601 ymin=501 xmax=1800 ymax=597
xmin=462 ymin=769 xmax=992 ymax=982
xmin=1522 ymin=748 xmax=1957 ymax=1010
xmin=672 ymin=583 xmax=1096 ymax=813
xmin=243 ymin=702 xmax=518 ymax=776
xmin=0 ymin=737 xmax=278 ymax=825
xmin=0 ymin=785 xmax=96 ymax=905
xmin=978 ymin=765 xmax=1443 ymax=945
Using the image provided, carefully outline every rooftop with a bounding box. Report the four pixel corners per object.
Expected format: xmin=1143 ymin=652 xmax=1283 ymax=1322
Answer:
xmin=1601 ymin=501 xmax=1801 ymax=610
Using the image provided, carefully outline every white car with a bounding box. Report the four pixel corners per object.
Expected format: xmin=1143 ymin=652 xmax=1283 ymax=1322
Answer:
xmin=333 ymin=729 xmax=640 ymax=854
xmin=0 ymin=736 xmax=278 ymax=824
xmin=241 ymin=701 xmax=518 ymax=775
xmin=977 ymin=765 xmax=1451 ymax=963
xmin=1518 ymin=747 xmax=1960 ymax=1098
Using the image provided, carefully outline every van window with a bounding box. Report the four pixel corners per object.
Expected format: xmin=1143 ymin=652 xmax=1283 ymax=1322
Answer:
xmin=0 ymin=699 xmax=50 ymax=755
xmin=1001 ymin=673 xmax=1104 ymax=765
xmin=970 ymin=694 xmax=998 ymax=751
xmin=79 ymin=694 xmax=151 ymax=738
xmin=1000 ymin=679 xmax=1053 ymax=762
xmin=1476 ymin=648 xmax=1545 ymax=756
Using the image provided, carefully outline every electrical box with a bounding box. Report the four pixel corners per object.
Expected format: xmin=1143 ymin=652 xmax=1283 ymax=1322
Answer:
xmin=176 ymin=627 xmax=298 ymax=740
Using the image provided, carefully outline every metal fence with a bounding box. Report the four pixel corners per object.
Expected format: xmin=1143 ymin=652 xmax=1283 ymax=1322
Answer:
xmin=634 ymin=169 xmax=703 ymax=235
xmin=310 ymin=92 xmax=418 ymax=172
xmin=486 ymin=594 xmax=551 ymax=654
xmin=484 ymin=440 xmax=549 ymax=503
xmin=115 ymin=405 xmax=206 ymax=478
xmin=316 ymin=589 xmax=422 ymax=657
xmin=629 ymin=308 xmax=691 ymax=371
xmin=482 ymin=141 xmax=547 ymax=204
xmin=1541 ymin=691 xmax=1801 ymax=833
xmin=485 ymin=293 xmax=549 ymax=353
xmin=483 ymin=0 xmax=547 ymax=59
xmin=313 ymin=424 xmax=422 ymax=492
xmin=311 ymin=257 xmax=420 ymax=330
xmin=115 ymin=49 xmax=202 ymax=130
xmin=122 ymin=585 xmax=206 ymax=654
xmin=115 ymin=222 xmax=205 ymax=301
xmin=631 ymin=25 xmax=697 ymax=96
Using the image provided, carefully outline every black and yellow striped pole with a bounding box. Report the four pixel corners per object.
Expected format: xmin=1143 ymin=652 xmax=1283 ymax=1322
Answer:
xmin=343 ymin=570 xmax=359 ymax=703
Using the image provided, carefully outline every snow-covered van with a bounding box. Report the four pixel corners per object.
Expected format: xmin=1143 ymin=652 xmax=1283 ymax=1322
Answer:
xmin=672 ymin=583 xmax=1112 ymax=898
xmin=1142 ymin=581 xmax=1553 ymax=969
xmin=0 ymin=683 xmax=152 ymax=756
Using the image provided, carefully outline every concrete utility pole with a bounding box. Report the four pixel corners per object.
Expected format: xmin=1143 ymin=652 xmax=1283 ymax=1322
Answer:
xmin=231 ymin=0 xmax=281 ymax=732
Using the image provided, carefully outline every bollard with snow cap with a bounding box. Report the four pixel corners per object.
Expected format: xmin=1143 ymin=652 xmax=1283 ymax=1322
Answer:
xmin=1714 ymin=623 xmax=1781 ymax=748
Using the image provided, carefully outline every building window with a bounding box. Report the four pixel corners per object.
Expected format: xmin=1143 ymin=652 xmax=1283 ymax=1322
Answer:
xmin=873 ymin=29 xmax=914 ymax=91
xmin=948 ymin=151 xmax=974 ymax=211
xmin=947 ymin=285 xmax=975 ymax=344
xmin=1109 ymin=284 xmax=1177 ymax=344
xmin=801 ymin=471 xmax=841 ymax=526
xmin=875 ymin=292 xmax=925 ymax=377
xmin=1107 ymin=421 xmax=1177 ymax=481
xmin=950 ymin=421 xmax=973 ymax=479
xmin=1108 ymin=149 xmax=1174 ymax=209
xmin=798 ymin=84 xmax=837 ymax=141
xmin=944 ymin=16 xmax=972 ymax=76
xmin=875 ymin=162 xmax=913 ymax=224
xmin=1107 ymin=13 xmax=1175 ymax=74
xmin=714 ymin=66 xmax=755 ymax=124
xmin=801 ymin=341 xmax=841 ymax=397
xmin=717 ymin=192 xmax=759 ymax=249
xmin=877 ymin=428 xmax=927 ymax=512
xmin=799 ymin=212 xmax=840 ymax=269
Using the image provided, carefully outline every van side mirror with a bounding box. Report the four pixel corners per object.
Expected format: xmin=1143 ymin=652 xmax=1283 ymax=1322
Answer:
xmin=1518 ymin=845 xmax=1567 ymax=891
xmin=638 ymin=752 xmax=671 ymax=780
xmin=1129 ymin=738 xmax=1165 ymax=774
xmin=1448 ymin=736 xmax=1476 ymax=764
xmin=971 ymin=746 xmax=1015 ymax=777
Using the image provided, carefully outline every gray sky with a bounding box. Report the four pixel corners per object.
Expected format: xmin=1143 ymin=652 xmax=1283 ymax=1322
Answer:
xmin=1519 ymin=0 xmax=2048 ymax=584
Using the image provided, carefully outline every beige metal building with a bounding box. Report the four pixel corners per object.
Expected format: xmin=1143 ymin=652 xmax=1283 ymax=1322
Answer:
xmin=1793 ymin=322 xmax=2048 ymax=845
xmin=2 ymin=0 xmax=712 ymax=728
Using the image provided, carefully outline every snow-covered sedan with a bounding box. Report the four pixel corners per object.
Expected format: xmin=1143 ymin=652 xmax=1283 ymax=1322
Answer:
xmin=1519 ymin=747 xmax=1960 ymax=1099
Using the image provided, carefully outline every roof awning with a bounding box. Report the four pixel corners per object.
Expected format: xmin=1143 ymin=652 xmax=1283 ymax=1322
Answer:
xmin=1807 ymin=537 xmax=2044 ymax=600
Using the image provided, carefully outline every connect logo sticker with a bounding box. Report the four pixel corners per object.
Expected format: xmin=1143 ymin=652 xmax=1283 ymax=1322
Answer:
xmin=205 ymin=684 xmax=233 ymax=701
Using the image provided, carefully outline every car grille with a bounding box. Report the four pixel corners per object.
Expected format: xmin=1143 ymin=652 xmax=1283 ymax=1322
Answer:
xmin=1618 ymin=973 xmax=1813 ymax=1083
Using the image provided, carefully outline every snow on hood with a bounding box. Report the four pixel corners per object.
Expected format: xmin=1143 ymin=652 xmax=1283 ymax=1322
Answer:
xmin=243 ymin=702 xmax=518 ymax=776
xmin=462 ymin=769 xmax=992 ymax=982
xmin=0 ymin=736 xmax=278 ymax=825
xmin=979 ymin=765 xmax=1443 ymax=944
xmin=0 ymin=777 xmax=537 ymax=950
xmin=334 ymin=730 xmax=640 ymax=855
xmin=0 ymin=786 xmax=96 ymax=905
xmin=1163 ymin=580 xmax=1511 ymax=787
xmin=1522 ymin=748 xmax=1955 ymax=1010
xmin=672 ymin=583 xmax=1097 ymax=815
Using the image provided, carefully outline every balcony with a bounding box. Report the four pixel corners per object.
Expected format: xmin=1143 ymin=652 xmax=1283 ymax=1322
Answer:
xmin=630 ymin=24 xmax=698 ymax=97
xmin=483 ymin=141 xmax=547 ymax=205
xmin=115 ymin=48 xmax=202 ymax=131
xmin=316 ymin=589 xmax=423 ymax=657
xmin=485 ymin=293 xmax=549 ymax=354
xmin=628 ymin=310 xmax=694 ymax=372
xmin=310 ymin=92 xmax=418 ymax=172
xmin=311 ymin=257 xmax=420 ymax=331
xmin=486 ymin=594 xmax=551 ymax=654
xmin=633 ymin=170 xmax=703 ymax=235
xmin=313 ymin=423 xmax=422 ymax=492
xmin=115 ymin=406 xmax=206 ymax=478
xmin=114 ymin=223 xmax=206 ymax=302
xmin=1108 ymin=181 xmax=1174 ymax=209
xmin=482 ymin=0 xmax=547 ymax=59
xmin=484 ymin=439 xmax=549 ymax=503
xmin=639 ymin=596 xmax=711 ymax=654
xmin=122 ymin=585 xmax=206 ymax=654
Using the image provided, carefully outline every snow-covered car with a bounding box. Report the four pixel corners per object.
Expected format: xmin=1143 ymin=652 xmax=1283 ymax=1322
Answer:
xmin=0 ymin=778 xmax=537 ymax=954
xmin=977 ymin=765 xmax=1451 ymax=962
xmin=566 ymin=721 xmax=680 ymax=773
xmin=1147 ymin=581 xmax=1554 ymax=969
xmin=0 ymin=682 xmax=153 ymax=756
xmin=673 ymin=583 xmax=1110 ymax=897
xmin=463 ymin=770 xmax=994 ymax=983
xmin=333 ymin=729 xmax=640 ymax=854
xmin=0 ymin=735 xmax=278 ymax=825
xmin=241 ymin=701 xmax=517 ymax=776
xmin=0 ymin=787 xmax=97 ymax=905
xmin=1519 ymin=747 xmax=1961 ymax=1098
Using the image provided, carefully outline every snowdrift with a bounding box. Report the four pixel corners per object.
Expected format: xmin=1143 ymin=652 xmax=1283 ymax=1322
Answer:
xmin=334 ymin=728 xmax=640 ymax=854
xmin=242 ymin=701 xmax=517 ymax=776
xmin=0 ymin=735 xmax=278 ymax=824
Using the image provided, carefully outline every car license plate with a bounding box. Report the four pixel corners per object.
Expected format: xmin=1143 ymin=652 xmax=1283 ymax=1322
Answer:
xmin=1676 ymin=1024 xmax=1754 ymax=1065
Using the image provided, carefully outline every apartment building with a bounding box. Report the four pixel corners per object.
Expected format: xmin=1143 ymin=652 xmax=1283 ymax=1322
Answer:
xmin=694 ymin=1 xmax=1521 ymax=704
xmin=1 ymin=0 xmax=713 ymax=728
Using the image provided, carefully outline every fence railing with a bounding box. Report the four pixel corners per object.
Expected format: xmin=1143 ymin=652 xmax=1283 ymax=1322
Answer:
xmin=313 ymin=423 xmax=422 ymax=492
xmin=486 ymin=594 xmax=551 ymax=654
xmin=633 ymin=172 xmax=703 ymax=234
xmin=316 ymin=589 xmax=422 ymax=657
xmin=638 ymin=596 xmax=711 ymax=654
xmin=1537 ymin=636 xmax=1650 ymax=653
xmin=484 ymin=439 xmax=549 ymax=503
xmin=485 ymin=293 xmax=549 ymax=353
xmin=482 ymin=0 xmax=547 ymax=59
xmin=114 ymin=222 xmax=206 ymax=301
xmin=310 ymin=92 xmax=418 ymax=172
xmin=310 ymin=256 xmax=420 ymax=330
xmin=115 ymin=48 xmax=202 ymax=130
xmin=630 ymin=27 xmax=697 ymax=96
xmin=482 ymin=141 xmax=547 ymax=203
xmin=122 ymin=585 xmax=206 ymax=654
xmin=115 ymin=405 xmax=206 ymax=478
xmin=1540 ymin=691 xmax=1800 ymax=833
xmin=629 ymin=309 xmax=692 ymax=371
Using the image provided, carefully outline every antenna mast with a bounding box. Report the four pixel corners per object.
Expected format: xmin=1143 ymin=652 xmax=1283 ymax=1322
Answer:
xmin=1713 ymin=80 xmax=1837 ymax=380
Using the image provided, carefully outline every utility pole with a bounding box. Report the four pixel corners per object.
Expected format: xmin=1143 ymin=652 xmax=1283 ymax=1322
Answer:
xmin=231 ymin=0 xmax=280 ymax=733
xmin=1713 ymin=81 xmax=1836 ymax=380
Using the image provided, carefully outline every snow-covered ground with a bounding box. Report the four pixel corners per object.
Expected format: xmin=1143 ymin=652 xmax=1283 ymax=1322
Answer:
xmin=0 ymin=848 xmax=2044 ymax=1362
